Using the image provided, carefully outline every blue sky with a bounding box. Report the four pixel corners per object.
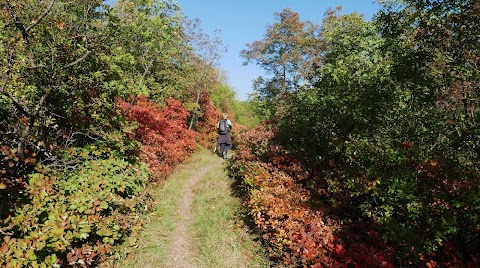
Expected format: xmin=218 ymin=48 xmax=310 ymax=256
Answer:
xmin=176 ymin=0 xmax=381 ymax=101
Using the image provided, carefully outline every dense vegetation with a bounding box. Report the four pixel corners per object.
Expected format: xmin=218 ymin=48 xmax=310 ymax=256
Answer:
xmin=0 ymin=0 xmax=249 ymax=267
xmin=232 ymin=0 xmax=479 ymax=267
xmin=1 ymin=0 xmax=478 ymax=267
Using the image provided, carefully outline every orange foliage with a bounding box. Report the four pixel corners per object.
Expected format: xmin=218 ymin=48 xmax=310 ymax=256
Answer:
xmin=194 ymin=92 xmax=222 ymax=147
xmin=118 ymin=96 xmax=196 ymax=179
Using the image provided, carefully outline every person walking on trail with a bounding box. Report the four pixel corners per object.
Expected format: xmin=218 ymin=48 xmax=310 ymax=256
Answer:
xmin=217 ymin=113 xmax=233 ymax=159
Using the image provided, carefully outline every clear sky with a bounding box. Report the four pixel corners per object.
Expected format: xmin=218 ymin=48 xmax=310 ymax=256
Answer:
xmin=176 ymin=0 xmax=381 ymax=101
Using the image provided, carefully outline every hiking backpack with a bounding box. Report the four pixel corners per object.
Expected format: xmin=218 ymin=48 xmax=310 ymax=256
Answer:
xmin=218 ymin=119 xmax=229 ymax=135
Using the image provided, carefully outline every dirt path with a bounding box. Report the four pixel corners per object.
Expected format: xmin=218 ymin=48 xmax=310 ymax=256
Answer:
xmin=164 ymin=165 xmax=210 ymax=268
xmin=116 ymin=149 xmax=269 ymax=268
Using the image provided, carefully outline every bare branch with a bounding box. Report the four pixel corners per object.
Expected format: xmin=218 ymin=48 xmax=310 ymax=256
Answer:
xmin=6 ymin=1 xmax=38 ymax=68
xmin=6 ymin=1 xmax=29 ymax=44
xmin=25 ymin=0 xmax=55 ymax=32
xmin=122 ymin=59 xmax=155 ymax=116
xmin=63 ymin=131 xmax=103 ymax=147
xmin=0 ymin=76 xmax=31 ymax=117
xmin=44 ymin=155 xmax=97 ymax=171
xmin=34 ymin=87 xmax=52 ymax=114
xmin=139 ymin=59 xmax=155 ymax=88
xmin=62 ymin=50 xmax=92 ymax=69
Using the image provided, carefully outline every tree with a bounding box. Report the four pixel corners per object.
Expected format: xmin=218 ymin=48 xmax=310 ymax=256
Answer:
xmin=379 ymin=0 xmax=480 ymax=165
xmin=241 ymin=8 xmax=322 ymax=119
xmin=372 ymin=0 xmax=480 ymax=261
xmin=0 ymin=0 xmax=111 ymax=161
xmin=107 ymin=0 xmax=185 ymax=108
xmin=181 ymin=18 xmax=226 ymax=129
xmin=275 ymin=2 xmax=480 ymax=264
xmin=274 ymin=9 xmax=393 ymax=162
xmin=237 ymin=2 xmax=480 ymax=265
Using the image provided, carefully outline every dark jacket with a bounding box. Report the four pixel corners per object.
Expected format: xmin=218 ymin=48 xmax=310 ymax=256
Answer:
xmin=217 ymin=133 xmax=232 ymax=145
xmin=217 ymin=119 xmax=233 ymax=145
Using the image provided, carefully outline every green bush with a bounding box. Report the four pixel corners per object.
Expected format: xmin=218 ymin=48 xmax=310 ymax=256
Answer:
xmin=0 ymin=158 xmax=149 ymax=268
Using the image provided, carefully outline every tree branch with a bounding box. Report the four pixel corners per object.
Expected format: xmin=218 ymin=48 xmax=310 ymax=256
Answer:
xmin=0 ymin=76 xmax=31 ymax=117
xmin=34 ymin=87 xmax=52 ymax=114
xmin=122 ymin=59 xmax=155 ymax=116
xmin=25 ymin=0 xmax=55 ymax=32
xmin=6 ymin=1 xmax=37 ymax=68
xmin=61 ymin=50 xmax=92 ymax=69
xmin=6 ymin=1 xmax=29 ymax=44
xmin=15 ymin=85 xmax=53 ymax=161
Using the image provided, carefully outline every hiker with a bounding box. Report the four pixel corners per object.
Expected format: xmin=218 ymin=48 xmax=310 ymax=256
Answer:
xmin=217 ymin=113 xmax=233 ymax=159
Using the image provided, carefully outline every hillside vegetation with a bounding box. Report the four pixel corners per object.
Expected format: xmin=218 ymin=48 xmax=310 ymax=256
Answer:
xmin=1 ymin=0 xmax=478 ymax=267
xmin=0 ymin=0 xmax=252 ymax=267
xmin=233 ymin=1 xmax=479 ymax=267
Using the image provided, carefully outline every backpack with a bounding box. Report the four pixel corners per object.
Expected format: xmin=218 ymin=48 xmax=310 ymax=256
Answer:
xmin=218 ymin=119 xmax=229 ymax=135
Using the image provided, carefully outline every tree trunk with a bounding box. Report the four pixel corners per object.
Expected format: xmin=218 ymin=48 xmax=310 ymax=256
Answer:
xmin=188 ymin=91 xmax=202 ymax=130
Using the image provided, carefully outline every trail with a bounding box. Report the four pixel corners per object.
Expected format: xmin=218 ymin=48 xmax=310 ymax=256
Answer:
xmin=165 ymin=165 xmax=210 ymax=268
xmin=117 ymin=148 xmax=269 ymax=268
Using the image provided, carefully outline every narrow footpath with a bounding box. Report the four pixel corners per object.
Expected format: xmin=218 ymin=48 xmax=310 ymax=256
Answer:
xmin=116 ymin=148 xmax=269 ymax=268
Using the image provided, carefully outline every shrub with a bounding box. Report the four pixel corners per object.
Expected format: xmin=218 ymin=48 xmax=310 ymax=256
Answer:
xmin=118 ymin=96 xmax=196 ymax=179
xmin=193 ymin=92 xmax=222 ymax=148
xmin=0 ymin=158 xmax=149 ymax=267
xmin=230 ymin=125 xmax=397 ymax=267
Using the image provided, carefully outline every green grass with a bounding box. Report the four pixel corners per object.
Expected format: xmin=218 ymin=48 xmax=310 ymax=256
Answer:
xmin=116 ymin=151 xmax=209 ymax=268
xmin=114 ymin=148 xmax=270 ymax=268
xmin=192 ymin=154 xmax=270 ymax=268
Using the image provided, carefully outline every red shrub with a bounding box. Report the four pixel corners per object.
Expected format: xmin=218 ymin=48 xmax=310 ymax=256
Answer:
xmin=194 ymin=92 xmax=222 ymax=147
xmin=230 ymin=125 xmax=397 ymax=267
xmin=118 ymin=96 xmax=196 ymax=179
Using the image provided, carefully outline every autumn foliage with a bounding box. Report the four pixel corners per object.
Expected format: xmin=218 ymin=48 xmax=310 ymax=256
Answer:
xmin=118 ymin=96 xmax=196 ymax=179
xmin=230 ymin=126 xmax=398 ymax=267
xmin=0 ymin=0 xmax=233 ymax=266
xmin=231 ymin=123 xmax=480 ymax=267
xmin=236 ymin=1 xmax=479 ymax=266
xmin=193 ymin=92 xmax=222 ymax=147
xmin=0 ymin=157 xmax=150 ymax=267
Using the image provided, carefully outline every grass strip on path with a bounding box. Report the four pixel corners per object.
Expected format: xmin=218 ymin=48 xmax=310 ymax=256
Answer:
xmin=115 ymin=148 xmax=270 ymax=268
xmin=192 ymin=152 xmax=270 ymax=268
